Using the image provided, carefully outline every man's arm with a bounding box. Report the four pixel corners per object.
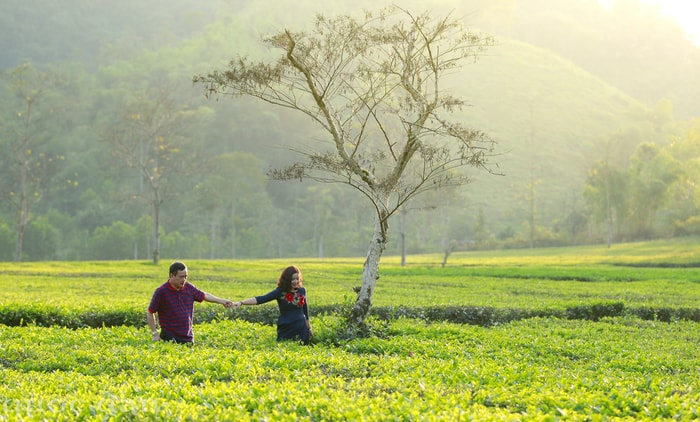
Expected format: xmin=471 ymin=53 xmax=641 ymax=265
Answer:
xmin=203 ymin=292 xmax=234 ymax=308
xmin=146 ymin=310 xmax=160 ymax=341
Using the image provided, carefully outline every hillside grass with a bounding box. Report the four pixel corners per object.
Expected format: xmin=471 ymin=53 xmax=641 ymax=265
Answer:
xmin=454 ymin=36 xmax=652 ymax=232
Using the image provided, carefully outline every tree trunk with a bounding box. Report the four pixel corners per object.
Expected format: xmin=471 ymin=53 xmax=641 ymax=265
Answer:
xmin=605 ymin=178 xmax=612 ymax=248
xmin=14 ymin=200 xmax=27 ymax=262
xmin=230 ymin=199 xmax=237 ymax=259
xmin=14 ymin=168 xmax=29 ymax=262
xmin=318 ymin=234 xmax=324 ymax=259
xmin=528 ymin=180 xmax=536 ymax=249
xmin=210 ymin=218 xmax=217 ymax=259
xmin=347 ymin=214 xmax=388 ymax=332
xmin=152 ymin=200 xmax=161 ymax=265
xmin=399 ymin=209 xmax=406 ymax=267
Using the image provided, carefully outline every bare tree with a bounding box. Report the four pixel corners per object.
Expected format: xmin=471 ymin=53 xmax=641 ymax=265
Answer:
xmin=102 ymin=88 xmax=202 ymax=264
xmin=195 ymin=7 xmax=498 ymax=333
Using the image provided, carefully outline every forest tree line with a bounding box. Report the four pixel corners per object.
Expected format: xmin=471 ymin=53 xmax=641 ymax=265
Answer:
xmin=0 ymin=0 xmax=699 ymax=261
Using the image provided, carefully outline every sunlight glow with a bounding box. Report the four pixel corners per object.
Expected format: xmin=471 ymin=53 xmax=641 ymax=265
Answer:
xmin=600 ymin=0 xmax=700 ymax=45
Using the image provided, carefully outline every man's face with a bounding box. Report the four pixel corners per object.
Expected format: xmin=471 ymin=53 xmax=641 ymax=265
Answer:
xmin=169 ymin=268 xmax=188 ymax=290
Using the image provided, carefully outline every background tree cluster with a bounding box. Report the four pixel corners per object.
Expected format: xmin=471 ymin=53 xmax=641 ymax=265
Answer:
xmin=0 ymin=0 xmax=699 ymax=262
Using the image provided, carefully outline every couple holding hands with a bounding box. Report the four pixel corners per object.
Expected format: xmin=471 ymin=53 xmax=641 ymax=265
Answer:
xmin=147 ymin=262 xmax=312 ymax=345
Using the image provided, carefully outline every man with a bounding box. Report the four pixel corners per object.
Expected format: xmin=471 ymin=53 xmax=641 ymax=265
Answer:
xmin=147 ymin=261 xmax=233 ymax=344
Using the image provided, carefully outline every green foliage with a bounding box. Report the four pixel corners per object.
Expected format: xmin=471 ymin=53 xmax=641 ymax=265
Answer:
xmin=0 ymin=303 xmax=143 ymax=329
xmin=1 ymin=317 xmax=699 ymax=420
xmin=565 ymin=301 xmax=625 ymax=321
xmin=87 ymin=220 xmax=136 ymax=260
xmin=0 ymin=0 xmax=698 ymax=261
xmin=1 ymin=241 xmax=700 ymax=419
xmin=0 ymin=221 xmax=14 ymax=261
xmin=1 ymin=238 xmax=700 ymax=329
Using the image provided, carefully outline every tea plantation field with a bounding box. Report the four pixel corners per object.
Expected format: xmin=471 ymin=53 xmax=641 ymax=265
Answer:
xmin=1 ymin=238 xmax=699 ymax=420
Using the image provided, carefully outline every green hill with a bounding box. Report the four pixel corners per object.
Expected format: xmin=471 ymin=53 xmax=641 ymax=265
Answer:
xmin=452 ymin=37 xmax=650 ymax=236
xmin=0 ymin=0 xmax=697 ymax=260
xmin=181 ymin=12 xmax=657 ymax=240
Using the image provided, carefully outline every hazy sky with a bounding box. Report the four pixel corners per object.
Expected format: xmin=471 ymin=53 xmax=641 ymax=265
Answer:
xmin=632 ymin=0 xmax=699 ymax=44
xmin=653 ymin=0 xmax=699 ymax=43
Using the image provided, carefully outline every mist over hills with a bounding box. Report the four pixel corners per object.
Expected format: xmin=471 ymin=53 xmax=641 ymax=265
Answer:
xmin=1 ymin=0 xmax=698 ymax=259
xmin=3 ymin=0 xmax=697 ymax=115
xmin=457 ymin=37 xmax=652 ymax=234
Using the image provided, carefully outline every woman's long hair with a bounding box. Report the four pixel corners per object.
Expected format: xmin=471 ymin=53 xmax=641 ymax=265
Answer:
xmin=277 ymin=265 xmax=302 ymax=292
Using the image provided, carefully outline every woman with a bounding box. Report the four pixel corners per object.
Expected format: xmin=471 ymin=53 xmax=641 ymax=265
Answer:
xmin=234 ymin=265 xmax=312 ymax=344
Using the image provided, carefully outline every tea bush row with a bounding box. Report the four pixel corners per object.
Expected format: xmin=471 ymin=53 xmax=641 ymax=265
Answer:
xmin=2 ymin=317 xmax=699 ymax=420
xmin=2 ymin=301 xmax=700 ymax=331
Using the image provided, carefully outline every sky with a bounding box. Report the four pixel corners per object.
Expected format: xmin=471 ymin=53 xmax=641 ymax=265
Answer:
xmin=637 ymin=0 xmax=699 ymax=44
xmin=598 ymin=0 xmax=699 ymax=44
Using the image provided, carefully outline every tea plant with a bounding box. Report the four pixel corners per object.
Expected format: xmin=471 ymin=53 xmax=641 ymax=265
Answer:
xmin=1 ymin=239 xmax=699 ymax=419
xmin=2 ymin=252 xmax=700 ymax=327
xmin=1 ymin=317 xmax=699 ymax=420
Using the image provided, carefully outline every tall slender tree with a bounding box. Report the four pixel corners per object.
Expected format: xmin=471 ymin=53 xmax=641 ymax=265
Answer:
xmin=627 ymin=142 xmax=681 ymax=239
xmin=0 ymin=63 xmax=65 ymax=261
xmin=101 ymin=87 xmax=204 ymax=264
xmin=195 ymin=7 xmax=498 ymax=333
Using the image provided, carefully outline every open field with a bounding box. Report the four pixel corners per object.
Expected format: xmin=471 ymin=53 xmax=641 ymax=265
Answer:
xmin=1 ymin=238 xmax=700 ymax=420
xmin=2 ymin=238 xmax=700 ymax=327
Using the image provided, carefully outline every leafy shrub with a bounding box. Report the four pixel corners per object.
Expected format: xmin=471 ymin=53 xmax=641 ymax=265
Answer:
xmin=87 ymin=221 xmax=136 ymax=260
xmin=2 ymin=301 xmax=700 ymax=332
xmin=565 ymin=301 xmax=625 ymax=321
xmin=0 ymin=222 xmax=13 ymax=260
xmin=630 ymin=306 xmax=700 ymax=322
xmin=78 ymin=307 xmax=144 ymax=327
xmin=3 ymin=317 xmax=700 ymax=420
xmin=0 ymin=304 xmax=144 ymax=329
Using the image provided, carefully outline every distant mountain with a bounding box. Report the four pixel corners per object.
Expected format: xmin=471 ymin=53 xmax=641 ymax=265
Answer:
xmin=0 ymin=0 xmax=244 ymax=69
xmin=3 ymin=0 xmax=697 ymax=119
xmin=450 ymin=37 xmax=652 ymax=235
xmin=482 ymin=0 xmax=700 ymax=120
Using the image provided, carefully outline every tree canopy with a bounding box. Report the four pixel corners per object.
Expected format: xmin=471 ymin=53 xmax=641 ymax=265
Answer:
xmin=195 ymin=7 xmax=498 ymax=329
